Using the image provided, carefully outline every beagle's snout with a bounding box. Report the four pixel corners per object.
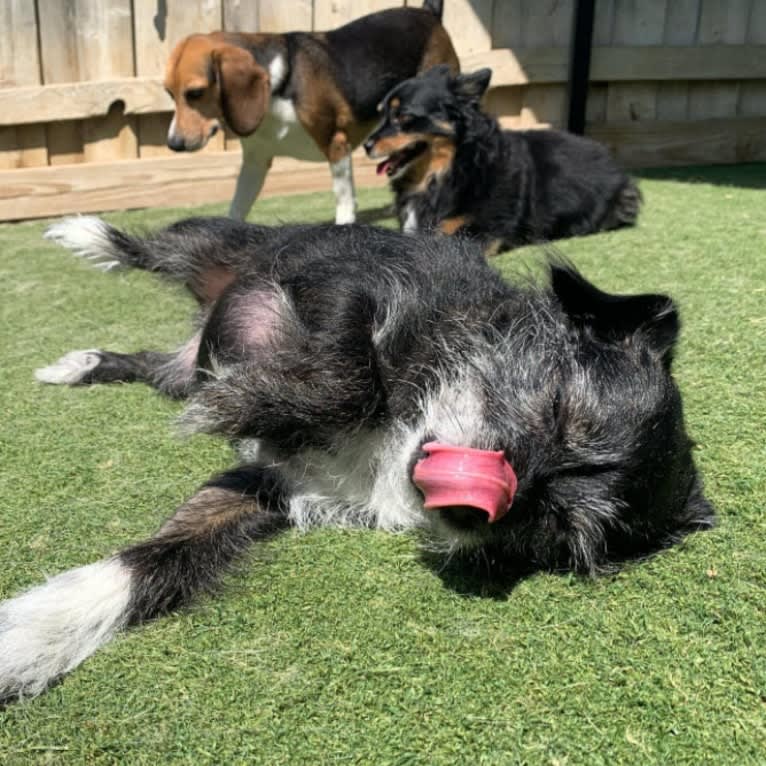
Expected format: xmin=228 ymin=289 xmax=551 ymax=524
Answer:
xmin=167 ymin=133 xmax=187 ymax=152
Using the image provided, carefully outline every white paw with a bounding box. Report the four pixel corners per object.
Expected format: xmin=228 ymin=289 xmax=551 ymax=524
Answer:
xmin=35 ymin=349 xmax=102 ymax=385
xmin=44 ymin=216 xmax=122 ymax=272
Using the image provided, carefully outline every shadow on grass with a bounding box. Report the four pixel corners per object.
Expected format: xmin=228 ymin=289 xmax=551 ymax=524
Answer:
xmin=419 ymin=548 xmax=536 ymax=600
xmin=637 ymin=162 xmax=766 ymax=189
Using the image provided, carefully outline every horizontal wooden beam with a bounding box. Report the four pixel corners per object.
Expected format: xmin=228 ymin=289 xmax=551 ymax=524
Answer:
xmin=0 ymin=77 xmax=172 ymax=127
xmin=0 ymin=150 xmax=388 ymax=221
xmin=464 ymin=44 xmax=766 ymax=88
xmin=3 ymin=45 xmax=765 ymax=126
xmin=591 ymin=44 xmax=766 ymax=83
xmin=2 ymin=115 xmax=764 ymax=221
xmin=587 ymin=116 xmax=766 ymax=168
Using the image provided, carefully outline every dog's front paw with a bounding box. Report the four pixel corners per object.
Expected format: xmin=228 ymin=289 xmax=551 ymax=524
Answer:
xmin=35 ymin=350 xmax=102 ymax=385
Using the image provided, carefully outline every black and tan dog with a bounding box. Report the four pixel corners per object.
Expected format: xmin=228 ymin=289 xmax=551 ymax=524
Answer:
xmin=164 ymin=1 xmax=458 ymax=223
xmin=365 ymin=66 xmax=641 ymax=253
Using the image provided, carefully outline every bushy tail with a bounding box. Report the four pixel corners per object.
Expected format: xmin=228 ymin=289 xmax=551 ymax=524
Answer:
xmin=45 ymin=215 xmax=168 ymax=274
xmin=0 ymin=467 xmax=287 ymax=703
xmin=423 ymin=0 xmax=444 ymax=19
xmin=44 ymin=215 xmax=283 ymax=303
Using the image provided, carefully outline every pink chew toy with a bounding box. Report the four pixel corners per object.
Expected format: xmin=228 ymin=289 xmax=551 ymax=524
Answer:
xmin=412 ymin=441 xmax=518 ymax=523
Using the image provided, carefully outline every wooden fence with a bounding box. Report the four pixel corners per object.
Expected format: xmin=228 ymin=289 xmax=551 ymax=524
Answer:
xmin=0 ymin=0 xmax=764 ymax=220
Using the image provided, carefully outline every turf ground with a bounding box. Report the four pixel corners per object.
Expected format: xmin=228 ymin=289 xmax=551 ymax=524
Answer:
xmin=0 ymin=164 xmax=764 ymax=764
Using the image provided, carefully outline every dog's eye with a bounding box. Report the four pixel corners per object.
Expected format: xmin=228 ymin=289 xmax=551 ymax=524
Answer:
xmin=185 ymin=88 xmax=205 ymax=102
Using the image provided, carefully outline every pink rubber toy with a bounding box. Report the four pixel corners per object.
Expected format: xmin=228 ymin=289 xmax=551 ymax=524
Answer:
xmin=412 ymin=441 xmax=518 ymax=523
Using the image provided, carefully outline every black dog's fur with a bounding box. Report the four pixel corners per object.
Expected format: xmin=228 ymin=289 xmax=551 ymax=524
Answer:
xmin=365 ymin=66 xmax=641 ymax=252
xmin=0 ymin=218 xmax=711 ymax=701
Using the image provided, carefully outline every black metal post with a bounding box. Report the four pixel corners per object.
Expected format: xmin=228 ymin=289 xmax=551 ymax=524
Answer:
xmin=567 ymin=0 xmax=596 ymax=135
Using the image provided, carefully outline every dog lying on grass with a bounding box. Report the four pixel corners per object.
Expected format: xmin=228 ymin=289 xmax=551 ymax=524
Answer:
xmin=365 ymin=66 xmax=641 ymax=253
xmin=0 ymin=217 xmax=712 ymax=701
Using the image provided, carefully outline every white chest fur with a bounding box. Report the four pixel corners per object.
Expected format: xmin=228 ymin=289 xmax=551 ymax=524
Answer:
xmin=241 ymin=98 xmax=325 ymax=162
xmin=237 ymin=424 xmax=426 ymax=533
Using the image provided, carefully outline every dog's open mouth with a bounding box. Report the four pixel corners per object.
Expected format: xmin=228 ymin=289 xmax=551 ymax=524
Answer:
xmin=376 ymin=141 xmax=428 ymax=177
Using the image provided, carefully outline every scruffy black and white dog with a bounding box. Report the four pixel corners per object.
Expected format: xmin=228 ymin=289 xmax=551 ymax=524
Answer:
xmin=0 ymin=217 xmax=713 ymax=702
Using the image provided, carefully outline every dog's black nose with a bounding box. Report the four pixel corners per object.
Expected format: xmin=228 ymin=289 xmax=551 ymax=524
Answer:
xmin=167 ymin=135 xmax=186 ymax=152
xmin=363 ymin=138 xmax=375 ymax=155
xmin=439 ymin=505 xmax=490 ymax=531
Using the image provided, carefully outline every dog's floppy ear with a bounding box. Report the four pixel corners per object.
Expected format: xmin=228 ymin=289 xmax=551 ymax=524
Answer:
xmin=215 ymin=45 xmax=270 ymax=136
xmin=551 ymin=265 xmax=680 ymax=364
xmin=452 ymin=68 xmax=492 ymax=102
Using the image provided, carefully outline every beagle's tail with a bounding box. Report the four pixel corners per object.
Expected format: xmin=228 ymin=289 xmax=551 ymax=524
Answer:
xmin=423 ymin=0 xmax=444 ymax=19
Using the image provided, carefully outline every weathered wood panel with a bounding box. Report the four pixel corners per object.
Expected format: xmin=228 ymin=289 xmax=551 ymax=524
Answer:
xmin=737 ymin=0 xmax=766 ymax=118
xmin=0 ymin=0 xmax=46 ymax=168
xmin=688 ymin=0 xmax=749 ymax=119
xmin=590 ymin=115 xmax=766 ymax=167
xmin=8 ymin=45 xmax=766 ymax=129
xmin=223 ymin=0 xmax=260 ymax=31
xmin=258 ymin=0 xmax=312 ymax=32
xmin=607 ymin=0 xmax=667 ymax=125
xmin=37 ymin=0 xmax=138 ymax=165
xmin=314 ymin=1 xmax=404 ymax=31
xmin=0 ymin=149 xmax=388 ymax=221
xmin=443 ymin=0 xmax=493 ymax=56
xmin=656 ymin=0 xmax=700 ymax=120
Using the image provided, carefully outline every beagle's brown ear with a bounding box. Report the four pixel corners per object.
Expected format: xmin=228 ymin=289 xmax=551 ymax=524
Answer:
xmin=214 ymin=45 xmax=270 ymax=136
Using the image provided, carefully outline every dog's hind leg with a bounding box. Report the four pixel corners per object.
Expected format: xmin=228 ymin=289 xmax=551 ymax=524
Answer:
xmin=0 ymin=464 xmax=289 ymax=702
xmin=45 ymin=215 xmax=279 ymax=306
xmin=35 ymin=332 xmax=202 ymax=398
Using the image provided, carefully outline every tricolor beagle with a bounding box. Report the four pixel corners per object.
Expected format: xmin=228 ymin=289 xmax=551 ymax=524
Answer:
xmin=164 ymin=1 xmax=458 ymax=223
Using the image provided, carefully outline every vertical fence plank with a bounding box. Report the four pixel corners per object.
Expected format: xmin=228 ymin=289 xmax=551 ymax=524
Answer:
xmin=586 ymin=0 xmax=615 ymax=126
xmin=688 ymin=0 xmax=749 ymax=120
xmin=81 ymin=1 xmax=136 ymax=162
xmin=442 ymin=0 xmax=493 ymax=55
xmin=0 ymin=0 xmax=47 ymax=168
xmin=737 ymin=0 xmax=766 ymax=119
xmin=518 ymin=0 xmax=574 ymax=128
xmin=314 ymin=1 xmax=404 ymax=30
xmin=607 ymin=0 xmax=667 ymax=125
xmin=486 ymin=1 xmax=524 ymax=128
xmin=656 ymin=0 xmax=700 ymax=121
xmin=37 ymin=1 xmax=138 ymax=165
xmin=37 ymin=1 xmax=84 ymax=165
xmin=258 ymin=0 xmax=312 ymax=32
xmin=134 ymin=0 xmax=224 ymax=157
xmin=223 ymin=0 xmax=260 ymax=31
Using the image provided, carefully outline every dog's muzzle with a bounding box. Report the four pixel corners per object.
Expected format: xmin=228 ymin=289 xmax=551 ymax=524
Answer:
xmin=413 ymin=442 xmax=518 ymax=524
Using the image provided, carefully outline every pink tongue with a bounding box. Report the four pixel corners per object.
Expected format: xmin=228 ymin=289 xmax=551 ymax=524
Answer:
xmin=376 ymin=159 xmax=391 ymax=176
xmin=413 ymin=442 xmax=518 ymax=524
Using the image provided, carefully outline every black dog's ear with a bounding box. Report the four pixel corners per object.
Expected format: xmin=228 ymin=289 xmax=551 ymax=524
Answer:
xmin=551 ymin=265 xmax=680 ymax=364
xmin=452 ymin=68 xmax=492 ymax=102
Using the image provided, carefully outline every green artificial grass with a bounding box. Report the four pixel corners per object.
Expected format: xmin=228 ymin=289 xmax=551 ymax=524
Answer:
xmin=1 ymin=165 xmax=765 ymax=764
